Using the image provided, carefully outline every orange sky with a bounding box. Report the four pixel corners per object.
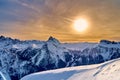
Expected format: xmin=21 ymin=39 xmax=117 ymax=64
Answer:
xmin=0 ymin=0 xmax=120 ymax=42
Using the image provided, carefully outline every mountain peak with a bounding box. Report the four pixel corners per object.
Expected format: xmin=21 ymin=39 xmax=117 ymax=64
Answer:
xmin=100 ymin=40 xmax=111 ymax=44
xmin=0 ymin=35 xmax=5 ymax=39
xmin=47 ymin=36 xmax=60 ymax=44
xmin=48 ymin=36 xmax=54 ymax=40
xmin=100 ymin=40 xmax=119 ymax=44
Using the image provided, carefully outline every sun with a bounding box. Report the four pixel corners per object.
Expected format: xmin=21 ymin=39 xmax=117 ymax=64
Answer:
xmin=73 ymin=18 xmax=88 ymax=33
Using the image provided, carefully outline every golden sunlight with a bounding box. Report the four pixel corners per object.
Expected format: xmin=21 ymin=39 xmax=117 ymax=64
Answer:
xmin=73 ymin=18 xmax=89 ymax=33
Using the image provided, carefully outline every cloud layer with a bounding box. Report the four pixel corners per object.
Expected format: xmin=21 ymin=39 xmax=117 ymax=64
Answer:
xmin=0 ymin=0 xmax=120 ymax=42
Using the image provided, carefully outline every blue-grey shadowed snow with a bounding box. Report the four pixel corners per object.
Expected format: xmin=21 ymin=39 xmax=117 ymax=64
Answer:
xmin=22 ymin=70 xmax=80 ymax=80
xmin=0 ymin=70 xmax=11 ymax=80
xmin=21 ymin=69 xmax=91 ymax=80
xmin=37 ymin=70 xmax=78 ymax=80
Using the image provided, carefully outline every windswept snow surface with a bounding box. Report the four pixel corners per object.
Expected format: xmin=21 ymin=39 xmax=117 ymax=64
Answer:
xmin=21 ymin=58 xmax=120 ymax=80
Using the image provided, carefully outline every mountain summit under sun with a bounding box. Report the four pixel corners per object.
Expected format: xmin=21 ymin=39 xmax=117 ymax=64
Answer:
xmin=0 ymin=0 xmax=120 ymax=80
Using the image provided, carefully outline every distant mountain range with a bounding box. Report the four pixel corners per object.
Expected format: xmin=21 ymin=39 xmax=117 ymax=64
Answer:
xmin=0 ymin=36 xmax=120 ymax=80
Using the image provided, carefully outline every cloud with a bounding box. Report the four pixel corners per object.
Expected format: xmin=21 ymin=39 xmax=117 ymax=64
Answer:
xmin=0 ymin=0 xmax=120 ymax=42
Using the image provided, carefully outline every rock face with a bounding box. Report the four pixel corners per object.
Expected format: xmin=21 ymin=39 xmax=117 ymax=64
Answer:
xmin=0 ymin=36 xmax=120 ymax=80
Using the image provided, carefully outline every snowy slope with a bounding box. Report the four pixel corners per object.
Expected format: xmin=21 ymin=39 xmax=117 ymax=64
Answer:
xmin=21 ymin=58 xmax=120 ymax=80
xmin=0 ymin=70 xmax=11 ymax=80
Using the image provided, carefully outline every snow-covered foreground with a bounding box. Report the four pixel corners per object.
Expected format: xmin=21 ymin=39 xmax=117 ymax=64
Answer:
xmin=21 ymin=58 xmax=120 ymax=80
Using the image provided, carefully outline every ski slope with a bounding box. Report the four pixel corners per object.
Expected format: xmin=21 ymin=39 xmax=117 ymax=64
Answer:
xmin=21 ymin=58 xmax=120 ymax=80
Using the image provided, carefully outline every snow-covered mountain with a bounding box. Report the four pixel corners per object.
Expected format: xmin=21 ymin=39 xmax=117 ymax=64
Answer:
xmin=0 ymin=36 xmax=120 ymax=80
xmin=21 ymin=58 xmax=120 ymax=80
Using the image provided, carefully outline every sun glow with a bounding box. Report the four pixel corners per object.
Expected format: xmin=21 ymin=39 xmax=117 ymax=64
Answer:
xmin=73 ymin=18 xmax=89 ymax=33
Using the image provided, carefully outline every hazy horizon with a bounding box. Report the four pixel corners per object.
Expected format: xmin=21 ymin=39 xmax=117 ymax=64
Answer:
xmin=1 ymin=35 xmax=120 ymax=43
